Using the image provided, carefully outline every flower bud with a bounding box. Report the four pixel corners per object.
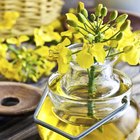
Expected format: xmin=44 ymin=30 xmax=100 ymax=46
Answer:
xmin=101 ymin=7 xmax=108 ymax=17
xmin=22 ymin=46 xmax=27 ymax=52
xmin=116 ymin=14 xmax=128 ymax=23
xmin=77 ymin=2 xmax=84 ymax=12
xmin=86 ymin=33 xmax=95 ymax=42
xmin=120 ymin=20 xmax=130 ymax=31
xmin=90 ymin=14 xmax=96 ymax=21
xmin=67 ymin=20 xmax=77 ymax=27
xmin=78 ymin=13 xmax=87 ymax=23
xmin=116 ymin=32 xmax=123 ymax=40
xmin=109 ymin=10 xmax=118 ymax=21
xmin=81 ymin=9 xmax=88 ymax=18
xmin=123 ymin=46 xmax=133 ymax=52
xmin=22 ymin=61 xmax=26 ymax=67
xmin=95 ymin=4 xmax=103 ymax=17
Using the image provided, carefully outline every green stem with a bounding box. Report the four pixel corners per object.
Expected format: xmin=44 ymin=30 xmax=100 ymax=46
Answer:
xmin=101 ymin=31 xmax=120 ymax=42
xmin=78 ymin=30 xmax=94 ymax=44
xmin=106 ymin=51 xmax=124 ymax=58
xmin=98 ymin=17 xmax=103 ymax=30
xmin=88 ymin=66 xmax=95 ymax=95
xmin=8 ymin=45 xmax=19 ymax=56
xmin=101 ymin=21 xmax=117 ymax=33
xmin=72 ymin=50 xmax=81 ymax=55
xmin=86 ymin=20 xmax=96 ymax=31
xmin=77 ymin=26 xmax=94 ymax=34
xmin=106 ymin=47 xmax=112 ymax=58
xmin=100 ymin=20 xmax=112 ymax=30
xmin=87 ymin=66 xmax=96 ymax=117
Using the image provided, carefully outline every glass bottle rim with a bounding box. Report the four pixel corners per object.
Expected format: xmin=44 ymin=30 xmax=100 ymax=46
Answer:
xmin=47 ymin=69 xmax=132 ymax=102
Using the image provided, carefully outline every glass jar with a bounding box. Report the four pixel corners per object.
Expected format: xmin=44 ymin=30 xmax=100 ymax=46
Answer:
xmin=47 ymin=44 xmax=132 ymax=126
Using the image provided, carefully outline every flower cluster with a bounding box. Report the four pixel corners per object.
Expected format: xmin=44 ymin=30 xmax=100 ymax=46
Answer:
xmin=64 ymin=2 xmax=140 ymax=68
xmin=0 ymin=2 xmax=140 ymax=82
xmin=0 ymin=19 xmax=64 ymax=82
xmin=0 ymin=11 xmax=19 ymax=31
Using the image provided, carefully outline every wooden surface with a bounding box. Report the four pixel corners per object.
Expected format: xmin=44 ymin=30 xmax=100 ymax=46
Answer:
xmin=0 ymin=78 xmax=48 ymax=140
xmin=0 ymin=82 xmax=41 ymax=115
xmin=0 ymin=115 xmax=40 ymax=140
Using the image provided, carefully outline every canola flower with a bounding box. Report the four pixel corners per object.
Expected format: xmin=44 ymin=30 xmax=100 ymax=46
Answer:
xmin=0 ymin=3 xmax=140 ymax=85
xmin=0 ymin=11 xmax=20 ymax=30
xmin=0 ymin=18 xmax=62 ymax=82
xmin=59 ymin=2 xmax=140 ymax=117
xmin=65 ymin=2 xmax=140 ymax=68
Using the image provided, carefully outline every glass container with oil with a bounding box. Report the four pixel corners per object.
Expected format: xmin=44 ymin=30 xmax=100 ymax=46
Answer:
xmin=48 ymin=44 xmax=132 ymax=126
xmin=43 ymin=44 xmax=140 ymax=140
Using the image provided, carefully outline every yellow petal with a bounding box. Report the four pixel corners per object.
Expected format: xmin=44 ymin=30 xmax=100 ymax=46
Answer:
xmin=19 ymin=35 xmax=29 ymax=43
xmin=0 ymin=44 xmax=8 ymax=58
xmin=120 ymin=46 xmax=140 ymax=65
xmin=61 ymin=38 xmax=71 ymax=47
xmin=0 ymin=38 xmax=5 ymax=43
xmin=91 ymin=43 xmax=106 ymax=63
xmin=57 ymin=60 xmax=69 ymax=74
xmin=78 ymin=2 xmax=85 ymax=12
xmin=34 ymin=46 xmax=49 ymax=57
xmin=4 ymin=11 xmax=20 ymax=20
xmin=61 ymin=30 xmax=73 ymax=38
xmin=66 ymin=13 xmax=82 ymax=26
xmin=76 ymin=50 xmax=93 ymax=68
xmin=7 ymin=38 xmax=18 ymax=45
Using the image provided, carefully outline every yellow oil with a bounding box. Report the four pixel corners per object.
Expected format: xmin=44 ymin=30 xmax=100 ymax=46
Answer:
xmin=37 ymin=97 xmax=140 ymax=140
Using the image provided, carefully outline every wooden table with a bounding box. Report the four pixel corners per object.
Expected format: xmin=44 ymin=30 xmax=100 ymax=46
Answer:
xmin=0 ymin=115 xmax=40 ymax=140
xmin=0 ymin=78 xmax=48 ymax=140
xmin=0 ymin=64 xmax=140 ymax=140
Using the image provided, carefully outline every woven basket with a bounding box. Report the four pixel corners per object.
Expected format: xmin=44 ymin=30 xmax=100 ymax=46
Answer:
xmin=0 ymin=0 xmax=64 ymax=36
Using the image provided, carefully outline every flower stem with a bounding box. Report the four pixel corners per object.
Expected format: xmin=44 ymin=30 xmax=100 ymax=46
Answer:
xmin=106 ymin=51 xmax=124 ymax=58
xmin=101 ymin=31 xmax=120 ymax=42
xmin=87 ymin=66 xmax=96 ymax=117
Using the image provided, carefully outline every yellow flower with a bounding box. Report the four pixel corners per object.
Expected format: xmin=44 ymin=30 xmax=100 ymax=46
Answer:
xmin=66 ymin=13 xmax=92 ymax=36
xmin=6 ymin=35 xmax=29 ymax=47
xmin=116 ymin=22 xmax=133 ymax=51
xmin=77 ymin=49 xmax=93 ymax=68
xmin=34 ymin=28 xmax=45 ymax=47
xmin=76 ymin=44 xmax=93 ymax=69
xmin=49 ymin=38 xmax=71 ymax=74
xmin=41 ymin=25 xmax=61 ymax=42
xmin=91 ymin=43 xmax=106 ymax=63
xmin=0 ymin=11 xmax=20 ymax=30
xmin=66 ymin=13 xmax=82 ymax=26
xmin=4 ymin=11 xmax=19 ymax=21
xmin=34 ymin=25 xmax=61 ymax=47
xmin=0 ymin=43 xmax=8 ymax=58
xmin=0 ymin=58 xmax=21 ymax=81
xmin=0 ymin=38 xmax=5 ymax=43
xmin=34 ymin=46 xmax=49 ymax=57
xmin=48 ymin=19 xmax=63 ymax=31
xmin=61 ymin=30 xmax=73 ymax=38
xmin=61 ymin=29 xmax=86 ymax=43
xmin=76 ymin=43 xmax=106 ymax=68
xmin=118 ymin=30 xmax=140 ymax=65
xmin=120 ymin=45 xmax=140 ymax=65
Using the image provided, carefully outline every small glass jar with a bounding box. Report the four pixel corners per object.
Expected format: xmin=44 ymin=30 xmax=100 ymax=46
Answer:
xmin=47 ymin=44 xmax=132 ymax=126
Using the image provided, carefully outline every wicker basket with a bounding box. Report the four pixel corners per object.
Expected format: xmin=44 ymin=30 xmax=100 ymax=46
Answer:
xmin=0 ymin=0 xmax=64 ymax=36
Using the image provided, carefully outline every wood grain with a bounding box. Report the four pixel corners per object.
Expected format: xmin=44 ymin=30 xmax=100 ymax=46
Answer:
xmin=0 ymin=82 xmax=41 ymax=115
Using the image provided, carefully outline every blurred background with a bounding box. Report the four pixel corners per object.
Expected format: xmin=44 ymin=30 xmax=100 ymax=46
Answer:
xmin=63 ymin=0 xmax=140 ymax=14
